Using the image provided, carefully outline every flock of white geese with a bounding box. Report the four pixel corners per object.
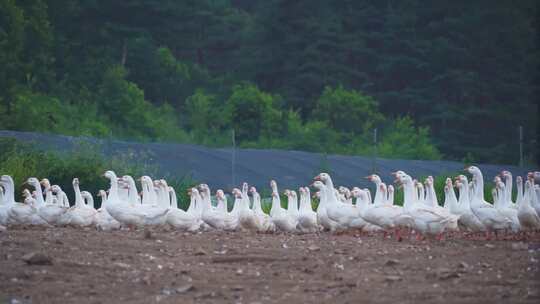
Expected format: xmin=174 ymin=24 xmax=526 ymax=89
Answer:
xmin=1 ymin=167 xmax=539 ymax=240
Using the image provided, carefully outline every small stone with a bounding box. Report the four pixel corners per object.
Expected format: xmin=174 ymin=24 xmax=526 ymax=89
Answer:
xmin=231 ymin=285 xmax=244 ymax=291
xmin=113 ymin=262 xmax=131 ymax=269
xmin=194 ymin=248 xmax=207 ymax=256
xmin=457 ymin=261 xmax=469 ymax=270
xmin=0 ymin=225 xmax=6 ymax=232
xmin=307 ymin=245 xmax=320 ymax=252
xmin=176 ymin=284 xmax=194 ymax=293
xmin=436 ymin=268 xmax=460 ymax=280
xmin=22 ymin=252 xmax=52 ymax=265
xmin=384 ymin=275 xmax=402 ymax=282
xmin=144 ymin=230 xmax=153 ymax=239
xmin=511 ymin=242 xmax=528 ymax=251
xmin=385 ymin=259 xmax=400 ymax=266
xmin=485 ymin=243 xmax=495 ymax=249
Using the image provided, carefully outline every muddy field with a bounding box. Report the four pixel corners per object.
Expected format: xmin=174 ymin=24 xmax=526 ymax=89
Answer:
xmin=0 ymin=228 xmax=539 ymax=304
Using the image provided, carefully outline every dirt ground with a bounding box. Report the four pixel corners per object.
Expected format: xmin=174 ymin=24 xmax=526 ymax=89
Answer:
xmin=0 ymin=228 xmax=539 ymax=304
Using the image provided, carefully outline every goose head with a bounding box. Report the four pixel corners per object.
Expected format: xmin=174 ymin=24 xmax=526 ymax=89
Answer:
xmin=249 ymin=186 xmax=257 ymax=195
xmin=22 ymin=188 xmax=32 ymax=198
xmin=81 ymin=191 xmax=93 ymax=201
xmin=313 ymin=172 xmax=330 ymax=183
xmin=190 ymin=187 xmax=200 ymax=199
xmin=0 ymin=175 xmax=13 ymax=186
xmin=51 ymin=185 xmax=62 ymax=194
xmin=501 ymin=170 xmax=511 ymax=180
xmin=97 ymin=189 xmax=107 ymax=198
xmin=26 ymin=177 xmax=40 ymax=188
xmin=216 ymin=189 xmax=226 ymax=201
xmin=290 ymin=190 xmax=297 ymax=200
xmin=365 ymin=174 xmax=381 ymax=184
xmin=103 ymin=170 xmax=117 ymax=180
xmin=242 ymin=182 xmax=249 ymax=194
xmin=456 ymin=174 xmax=468 ymax=184
xmin=140 ymin=176 xmax=153 ymax=186
xmin=516 ymin=176 xmax=523 ymax=187
xmin=465 ymin=165 xmax=481 ymax=176
xmin=231 ymin=188 xmax=242 ymax=199
xmin=199 ymin=184 xmax=210 ymax=196
xmin=40 ymin=178 xmax=51 ymax=189
xmin=72 ymin=178 xmax=80 ymax=188
xmin=312 ymin=180 xmax=325 ymax=190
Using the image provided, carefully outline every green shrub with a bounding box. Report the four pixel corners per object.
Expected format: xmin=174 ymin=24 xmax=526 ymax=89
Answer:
xmin=0 ymin=138 xmax=195 ymax=208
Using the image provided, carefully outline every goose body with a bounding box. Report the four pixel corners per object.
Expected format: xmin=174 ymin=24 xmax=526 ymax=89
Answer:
xmin=517 ymin=180 xmax=540 ymax=231
xmin=94 ymin=190 xmax=121 ymax=231
xmin=202 ymin=189 xmax=239 ymax=231
xmin=494 ymin=181 xmax=520 ymax=232
xmin=297 ymin=187 xmax=318 ymax=233
xmin=354 ymin=186 xmax=413 ymax=232
xmin=269 ymin=180 xmax=297 ymax=232
xmin=395 ymin=172 xmax=459 ymax=236
xmin=0 ymin=175 xmax=17 ymax=225
xmin=453 ymin=177 xmax=486 ymax=232
xmin=312 ymin=181 xmax=342 ymax=231
xmin=466 ymin=166 xmax=512 ymax=232
xmin=104 ymin=172 xmax=168 ymax=228
xmin=25 ymin=177 xmax=66 ymax=225
xmin=315 ymin=173 xmax=367 ymax=230
xmin=166 ymin=188 xmax=200 ymax=231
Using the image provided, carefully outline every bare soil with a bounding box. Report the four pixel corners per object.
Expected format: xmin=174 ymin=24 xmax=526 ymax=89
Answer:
xmin=1 ymin=228 xmax=539 ymax=304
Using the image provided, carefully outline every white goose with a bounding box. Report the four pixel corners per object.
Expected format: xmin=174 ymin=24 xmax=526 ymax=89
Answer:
xmin=501 ymin=171 xmax=517 ymax=210
xmin=51 ymin=185 xmax=70 ymax=208
xmin=238 ymin=182 xmax=260 ymax=230
xmin=0 ymin=175 xmax=17 ymax=226
xmin=25 ymin=177 xmax=66 ymax=225
xmin=8 ymin=189 xmax=49 ymax=226
xmin=63 ymin=178 xmax=97 ymax=227
xmin=395 ymin=171 xmax=459 ymax=239
xmin=466 ymin=166 xmax=511 ymax=237
xmin=166 ymin=187 xmax=200 ymax=231
xmin=517 ymin=180 xmax=540 ymax=231
xmin=121 ymin=175 xmax=142 ymax=206
xmin=297 ymin=187 xmax=318 ymax=233
xmin=201 ymin=187 xmax=233 ymax=230
xmin=249 ymin=187 xmax=275 ymax=232
xmin=312 ymin=180 xmax=342 ymax=231
xmin=353 ymin=186 xmax=412 ymax=238
xmin=366 ymin=174 xmax=385 ymax=206
xmin=494 ymin=180 xmax=520 ymax=232
xmin=527 ymin=172 xmax=540 ymax=216
xmin=95 ymin=190 xmax=121 ymax=231
xmin=453 ymin=177 xmax=486 ymax=233
xmin=104 ymin=171 xmax=168 ymax=229
xmin=8 ymin=189 xmax=45 ymax=225
xmin=269 ymin=180 xmax=296 ymax=232
xmin=314 ymin=173 xmax=366 ymax=230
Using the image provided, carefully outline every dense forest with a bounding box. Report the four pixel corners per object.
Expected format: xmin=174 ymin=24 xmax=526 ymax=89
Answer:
xmin=0 ymin=0 xmax=537 ymax=165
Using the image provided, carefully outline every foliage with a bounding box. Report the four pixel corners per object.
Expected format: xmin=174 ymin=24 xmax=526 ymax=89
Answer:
xmin=377 ymin=117 xmax=442 ymax=160
xmin=0 ymin=0 xmax=535 ymax=164
xmin=0 ymin=138 xmax=195 ymax=208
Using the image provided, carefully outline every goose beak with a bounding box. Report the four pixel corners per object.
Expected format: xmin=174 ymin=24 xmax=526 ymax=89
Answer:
xmin=313 ymin=175 xmax=321 ymax=181
xmin=364 ymin=176 xmax=371 ymax=180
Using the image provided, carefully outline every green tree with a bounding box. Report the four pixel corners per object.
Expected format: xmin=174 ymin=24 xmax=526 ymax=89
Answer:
xmin=225 ymin=83 xmax=282 ymax=142
xmin=313 ymin=86 xmax=383 ymax=134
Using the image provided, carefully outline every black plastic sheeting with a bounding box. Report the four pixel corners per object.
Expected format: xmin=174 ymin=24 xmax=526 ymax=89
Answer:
xmin=1 ymin=130 xmax=536 ymax=190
